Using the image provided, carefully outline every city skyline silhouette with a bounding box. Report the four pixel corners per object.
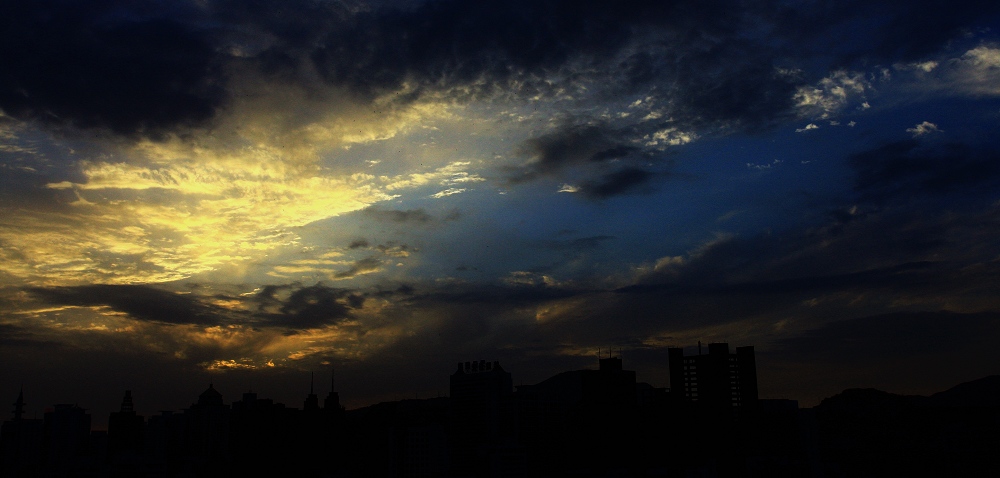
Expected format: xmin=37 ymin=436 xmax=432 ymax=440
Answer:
xmin=3 ymin=0 xmax=1000 ymax=475
xmin=4 ymin=344 xmax=998 ymax=476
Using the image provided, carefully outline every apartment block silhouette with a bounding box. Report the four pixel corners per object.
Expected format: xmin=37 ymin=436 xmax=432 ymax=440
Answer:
xmin=669 ymin=342 xmax=759 ymax=417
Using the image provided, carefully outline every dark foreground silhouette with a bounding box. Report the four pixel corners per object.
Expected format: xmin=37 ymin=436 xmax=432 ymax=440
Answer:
xmin=2 ymin=351 xmax=998 ymax=477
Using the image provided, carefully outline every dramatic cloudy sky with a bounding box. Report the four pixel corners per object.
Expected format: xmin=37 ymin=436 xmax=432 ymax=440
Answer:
xmin=2 ymin=0 xmax=1000 ymax=423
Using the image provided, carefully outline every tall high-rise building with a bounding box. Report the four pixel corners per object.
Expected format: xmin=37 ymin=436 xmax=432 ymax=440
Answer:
xmin=107 ymin=390 xmax=144 ymax=459
xmin=303 ymin=372 xmax=320 ymax=412
xmin=324 ymin=368 xmax=343 ymax=414
xmin=450 ymin=360 xmax=513 ymax=440
xmin=449 ymin=360 xmax=518 ymax=476
xmin=669 ymin=343 xmax=758 ymax=417
xmin=185 ymin=384 xmax=230 ymax=460
xmin=43 ymin=403 xmax=92 ymax=468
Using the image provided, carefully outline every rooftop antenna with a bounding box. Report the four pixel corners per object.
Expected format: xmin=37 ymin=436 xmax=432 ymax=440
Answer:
xmin=310 ymin=372 xmax=315 ymax=395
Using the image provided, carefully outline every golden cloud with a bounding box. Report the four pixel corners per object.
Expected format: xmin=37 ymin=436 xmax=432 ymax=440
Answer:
xmin=0 ymin=81 xmax=498 ymax=288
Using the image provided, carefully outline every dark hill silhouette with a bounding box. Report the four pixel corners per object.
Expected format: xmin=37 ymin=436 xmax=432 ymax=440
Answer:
xmin=814 ymin=387 xmax=919 ymax=416
xmin=812 ymin=376 xmax=1000 ymax=477
xmin=928 ymin=374 xmax=1000 ymax=407
xmin=815 ymin=375 xmax=1000 ymax=411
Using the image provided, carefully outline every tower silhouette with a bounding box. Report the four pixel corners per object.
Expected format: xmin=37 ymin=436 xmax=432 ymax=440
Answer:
xmin=324 ymin=367 xmax=343 ymax=412
xmin=1 ymin=388 xmax=44 ymax=474
xmin=108 ymin=390 xmax=144 ymax=460
xmin=11 ymin=388 xmax=25 ymax=420
xmin=304 ymin=372 xmax=320 ymax=412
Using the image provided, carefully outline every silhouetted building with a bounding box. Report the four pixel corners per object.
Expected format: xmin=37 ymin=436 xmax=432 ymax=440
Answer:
xmin=391 ymin=398 xmax=452 ymax=478
xmin=325 ymin=367 xmax=344 ymax=415
xmin=515 ymin=355 xmax=638 ymax=429
xmin=10 ymin=390 xmax=25 ymax=422
xmin=107 ymin=390 xmax=144 ymax=462
xmin=669 ymin=342 xmax=758 ymax=418
xmin=43 ymin=403 xmax=93 ymax=470
xmin=184 ymin=383 xmax=230 ymax=463
xmin=450 ymin=360 xmax=522 ymax=477
xmin=514 ymin=354 xmax=640 ymax=475
xmin=144 ymin=410 xmax=185 ymax=468
xmin=1 ymin=389 xmax=43 ymax=476
xmin=304 ymin=372 xmax=320 ymax=412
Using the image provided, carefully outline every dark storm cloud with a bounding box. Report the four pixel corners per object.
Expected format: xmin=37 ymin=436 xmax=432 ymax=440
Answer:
xmin=251 ymin=283 xmax=361 ymax=330
xmin=291 ymin=0 xmax=995 ymax=196
xmin=3 ymin=0 xmax=992 ymax=143
xmin=208 ymin=0 xmax=346 ymax=51
xmin=507 ymin=122 xmax=663 ymax=198
xmin=407 ymin=282 xmax=584 ymax=307
xmin=310 ymin=0 xmax=678 ymax=98
xmin=778 ymin=0 xmax=1000 ymax=66
xmin=346 ymin=239 xmax=413 ymax=257
xmin=348 ymin=239 xmax=370 ymax=249
xmin=0 ymin=323 xmax=58 ymax=347
xmin=637 ymin=47 xmax=800 ymax=131
xmin=308 ymin=0 xmax=822 ymax=128
xmin=360 ymin=207 xmax=433 ymax=224
xmin=849 ymin=140 xmax=1000 ymax=204
xmin=0 ymin=0 xmax=224 ymax=138
xmin=27 ymin=284 xmax=229 ymax=326
xmin=577 ymin=168 xmax=658 ymax=199
xmin=27 ymin=282 xmax=369 ymax=332
xmin=298 ymin=0 xmax=997 ymax=127
xmin=335 ymin=257 xmax=383 ymax=279
xmin=510 ymin=125 xmax=646 ymax=183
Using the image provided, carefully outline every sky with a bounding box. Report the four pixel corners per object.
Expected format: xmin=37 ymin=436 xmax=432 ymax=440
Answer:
xmin=2 ymin=0 xmax=1000 ymax=425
